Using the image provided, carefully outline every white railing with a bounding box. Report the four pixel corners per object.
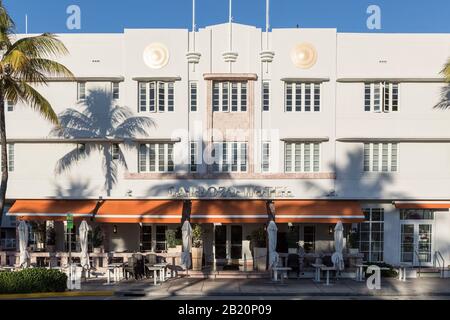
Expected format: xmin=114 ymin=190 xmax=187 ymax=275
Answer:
xmin=434 ymin=251 xmax=445 ymax=278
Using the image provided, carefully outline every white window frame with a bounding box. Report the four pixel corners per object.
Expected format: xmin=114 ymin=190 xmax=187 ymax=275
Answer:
xmin=111 ymin=82 xmax=120 ymax=100
xmin=139 ymin=143 xmax=175 ymax=173
xmin=262 ymin=142 xmax=270 ymax=173
xmin=262 ymin=81 xmax=270 ymax=112
xmin=285 ymin=82 xmax=321 ymax=112
xmin=212 ymin=81 xmax=248 ymax=113
xmin=77 ymin=82 xmax=86 ymax=101
xmin=111 ymin=143 xmax=120 ymax=161
xmin=5 ymin=100 xmax=14 ymax=112
xmin=212 ymin=142 xmax=248 ymax=173
xmin=189 ymin=81 xmax=198 ymax=112
xmin=363 ymin=142 xmax=399 ymax=172
xmin=0 ymin=144 xmax=14 ymax=172
xmin=364 ymin=82 xmax=399 ymax=113
xmin=190 ymin=142 xmax=199 ymax=173
xmin=284 ymin=142 xmax=321 ymax=173
xmin=138 ymin=81 xmax=175 ymax=113
xmin=358 ymin=208 xmax=385 ymax=263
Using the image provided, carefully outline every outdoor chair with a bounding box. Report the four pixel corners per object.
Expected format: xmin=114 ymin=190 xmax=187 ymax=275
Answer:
xmin=124 ymin=257 xmax=140 ymax=280
xmin=144 ymin=254 xmax=157 ymax=278
xmin=132 ymin=254 xmax=145 ymax=279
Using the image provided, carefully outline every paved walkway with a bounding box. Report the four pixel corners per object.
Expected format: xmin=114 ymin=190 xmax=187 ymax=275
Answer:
xmin=81 ymin=277 xmax=450 ymax=299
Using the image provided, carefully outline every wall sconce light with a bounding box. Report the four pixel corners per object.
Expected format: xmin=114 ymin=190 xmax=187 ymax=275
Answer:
xmin=288 ymin=222 xmax=293 ymax=227
xmin=113 ymin=225 xmax=118 ymax=234
xmin=328 ymin=225 xmax=334 ymax=235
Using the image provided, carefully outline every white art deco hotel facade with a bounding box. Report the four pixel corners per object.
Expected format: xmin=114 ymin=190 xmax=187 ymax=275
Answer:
xmin=2 ymin=19 xmax=450 ymax=272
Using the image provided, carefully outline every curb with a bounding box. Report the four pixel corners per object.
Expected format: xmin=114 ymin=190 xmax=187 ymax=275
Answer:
xmin=0 ymin=291 xmax=115 ymax=300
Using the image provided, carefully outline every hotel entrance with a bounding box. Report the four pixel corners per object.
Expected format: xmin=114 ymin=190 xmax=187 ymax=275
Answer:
xmin=213 ymin=225 xmax=243 ymax=266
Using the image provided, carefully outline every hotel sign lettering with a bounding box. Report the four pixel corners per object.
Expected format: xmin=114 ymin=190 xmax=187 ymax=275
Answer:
xmin=168 ymin=186 xmax=294 ymax=199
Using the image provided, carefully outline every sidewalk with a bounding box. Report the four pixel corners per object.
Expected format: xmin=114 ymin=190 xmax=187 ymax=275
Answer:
xmin=81 ymin=277 xmax=450 ymax=299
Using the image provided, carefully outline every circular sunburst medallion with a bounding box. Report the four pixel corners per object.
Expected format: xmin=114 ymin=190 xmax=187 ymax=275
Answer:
xmin=290 ymin=43 xmax=318 ymax=69
xmin=143 ymin=43 xmax=170 ymax=69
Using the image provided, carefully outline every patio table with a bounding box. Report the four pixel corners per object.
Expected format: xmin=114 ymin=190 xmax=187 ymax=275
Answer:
xmin=321 ymin=266 xmax=336 ymax=286
xmin=153 ymin=263 xmax=169 ymax=282
xmin=106 ymin=263 xmax=123 ymax=284
xmin=311 ymin=263 xmax=325 ymax=282
xmin=398 ymin=265 xmax=410 ymax=282
xmin=272 ymin=267 xmax=292 ymax=284
xmin=355 ymin=264 xmax=367 ymax=282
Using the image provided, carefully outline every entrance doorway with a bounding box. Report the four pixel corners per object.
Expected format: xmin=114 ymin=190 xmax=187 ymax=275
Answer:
xmin=213 ymin=225 xmax=243 ymax=266
xmin=400 ymin=210 xmax=434 ymax=267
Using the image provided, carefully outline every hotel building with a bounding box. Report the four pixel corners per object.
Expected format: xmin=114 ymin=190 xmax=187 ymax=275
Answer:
xmin=2 ymin=21 xmax=450 ymax=272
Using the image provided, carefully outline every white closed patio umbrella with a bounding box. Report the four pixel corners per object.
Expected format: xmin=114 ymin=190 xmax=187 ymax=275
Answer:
xmin=267 ymin=221 xmax=279 ymax=270
xmin=18 ymin=221 xmax=30 ymax=268
xmin=79 ymin=220 xmax=90 ymax=270
xmin=332 ymin=221 xmax=345 ymax=272
xmin=181 ymin=220 xmax=192 ymax=270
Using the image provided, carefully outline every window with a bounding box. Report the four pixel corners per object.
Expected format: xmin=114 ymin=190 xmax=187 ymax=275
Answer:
xmin=190 ymin=82 xmax=198 ymax=112
xmin=400 ymin=209 xmax=434 ymax=220
xmin=138 ymin=81 xmax=175 ymax=112
xmin=77 ymin=82 xmax=86 ymax=101
xmin=140 ymin=225 xmax=152 ymax=252
xmin=77 ymin=143 xmax=86 ymax=160
xmin=212 ymin=81 xmax=248 ymax=112
xmin=138 ymin=143 xmax=174 ymax=173
xmin=111 ymin=144 xmax=120 ymax=160
xmin=1 ymin=144 xmax=14 ymax=172
xmin=363 ymin=143 xmax=398 ymax=172
xmin=285 ymin=142 xmax=320 ymax=173
xmin=262 ymin=81 xmax=270 ymax=111
xmin=303 ymin=226 xmax=315 ymax=253
xmin=190 ymin=142 xmax=198 ymax=172
xmin=364 ymin=82 xmax=399 ymax=112
xmin=358 ymin=208 xmax=384 ymax=262
xmin=212 ymin=142 xmax=247 ymax=173
xmin=155 ymin=225 xmax=167 ymax=252
xmin=5 ymin=100 xmax=14 ymax=112
xmin=111 ymin=82 xmax=120 ymax=100
xmin=285 ymin=82 xmax=321 ymax=112
xmin=262 ymin=142 xmax=270 ymax=172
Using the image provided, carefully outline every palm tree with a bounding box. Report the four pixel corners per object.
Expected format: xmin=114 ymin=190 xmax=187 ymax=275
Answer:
xmin=434 ymin=59 xmax=450 ymax=110
xmin=51 ymin=88 xmax=155 ymax=196
xmin=0 ymin=2 xmax=73 ymax=224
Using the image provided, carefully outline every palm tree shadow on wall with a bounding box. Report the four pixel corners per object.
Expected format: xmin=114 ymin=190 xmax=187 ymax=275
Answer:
xmin=433 ymin=84 xmax=450 ymax=110
xmin=303 ymin=150 xmax=407 ymax=201
xmin=50 ymin=88 xmax=155 ymax=197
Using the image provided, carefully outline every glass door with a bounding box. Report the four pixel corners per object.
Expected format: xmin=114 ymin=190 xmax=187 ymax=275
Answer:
xmin=230 ymin=225 xmax=243 ymax=260
xmin=214 ymin=225 xmax=227 ymax=260
xmin=400 ymin=223 xmax=433 ymax=266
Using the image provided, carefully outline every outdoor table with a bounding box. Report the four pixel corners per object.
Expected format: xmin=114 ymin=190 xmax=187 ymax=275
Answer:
xmin=106 ymin=263 xmax=123 ymax=284
xmin=153 ymin=263 xmax=169 ymax=282
xmin=321 ymin=266 xmax=337 ymax=286
xmin=158 ymin=254 xmax=179 ymax=278
xmin=311 ymin=263 xmax=325 ymax=282
xmin=272 ymin=267 xmax=292 ymax=284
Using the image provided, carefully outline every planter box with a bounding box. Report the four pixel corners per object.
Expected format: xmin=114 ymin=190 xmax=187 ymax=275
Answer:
xmin=192 ymin=247 xmax=203 ymax=271
xmin=253 ymin=247 xmax=267 ymax=271
xmin=288 ymin=248 xmax=298 ymax=254
xmin=93 ymin=247 xmax=104 ymax=254
xmin=168 ymin=246 xmax=182 ymax=265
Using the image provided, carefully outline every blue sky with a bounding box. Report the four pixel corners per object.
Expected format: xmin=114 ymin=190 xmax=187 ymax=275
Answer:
xmin=4 ymin=0 xmax=450 ymax=34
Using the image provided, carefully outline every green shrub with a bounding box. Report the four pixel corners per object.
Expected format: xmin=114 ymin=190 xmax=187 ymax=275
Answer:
xmin=0 ymin=268 xmax=67 ymax=294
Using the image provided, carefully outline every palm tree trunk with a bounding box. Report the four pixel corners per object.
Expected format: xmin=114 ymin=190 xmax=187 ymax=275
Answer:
xmin=0 ymin=89 xmax=8 ymax=229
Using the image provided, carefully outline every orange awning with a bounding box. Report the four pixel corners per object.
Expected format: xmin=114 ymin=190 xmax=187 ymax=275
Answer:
xmin=8 ymin=200 xmax=184 ymax=223
xmin=394 ymin=201 xmax=450 ymax=209
xmin=190 ymin=200 xmax=268 ymax=223
xmin=274 ymin=200 xmax=365 ymax=223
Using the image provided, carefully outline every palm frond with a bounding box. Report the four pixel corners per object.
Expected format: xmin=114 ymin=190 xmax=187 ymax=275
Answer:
xmin=6 ymin=33 xmax=69 ymax=59
xmin=442 ymin=59 xmax=450 ymax=83
xmin=0 ymin=3 xmax=14 ymax=49
xmin=16 ymin=81 xmax=59 ymax=124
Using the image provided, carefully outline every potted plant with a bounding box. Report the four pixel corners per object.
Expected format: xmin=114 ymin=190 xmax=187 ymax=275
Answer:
xmin=92 ymin=226 xmax=104 ymax=253
xmin=166 ymin=229 xmax=182 ymax=253
xmin=251 ymin=227 xmax=267 ymax=271
xmin=46 ymin=225 xmax=56 ymax=253
xmin=287 ymin=228 xmax=299 ymax=254
xmin=348 ymin=229 xmax=359 ymax=254
xmin=191 ymin=224 xmax=203 ymax=271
